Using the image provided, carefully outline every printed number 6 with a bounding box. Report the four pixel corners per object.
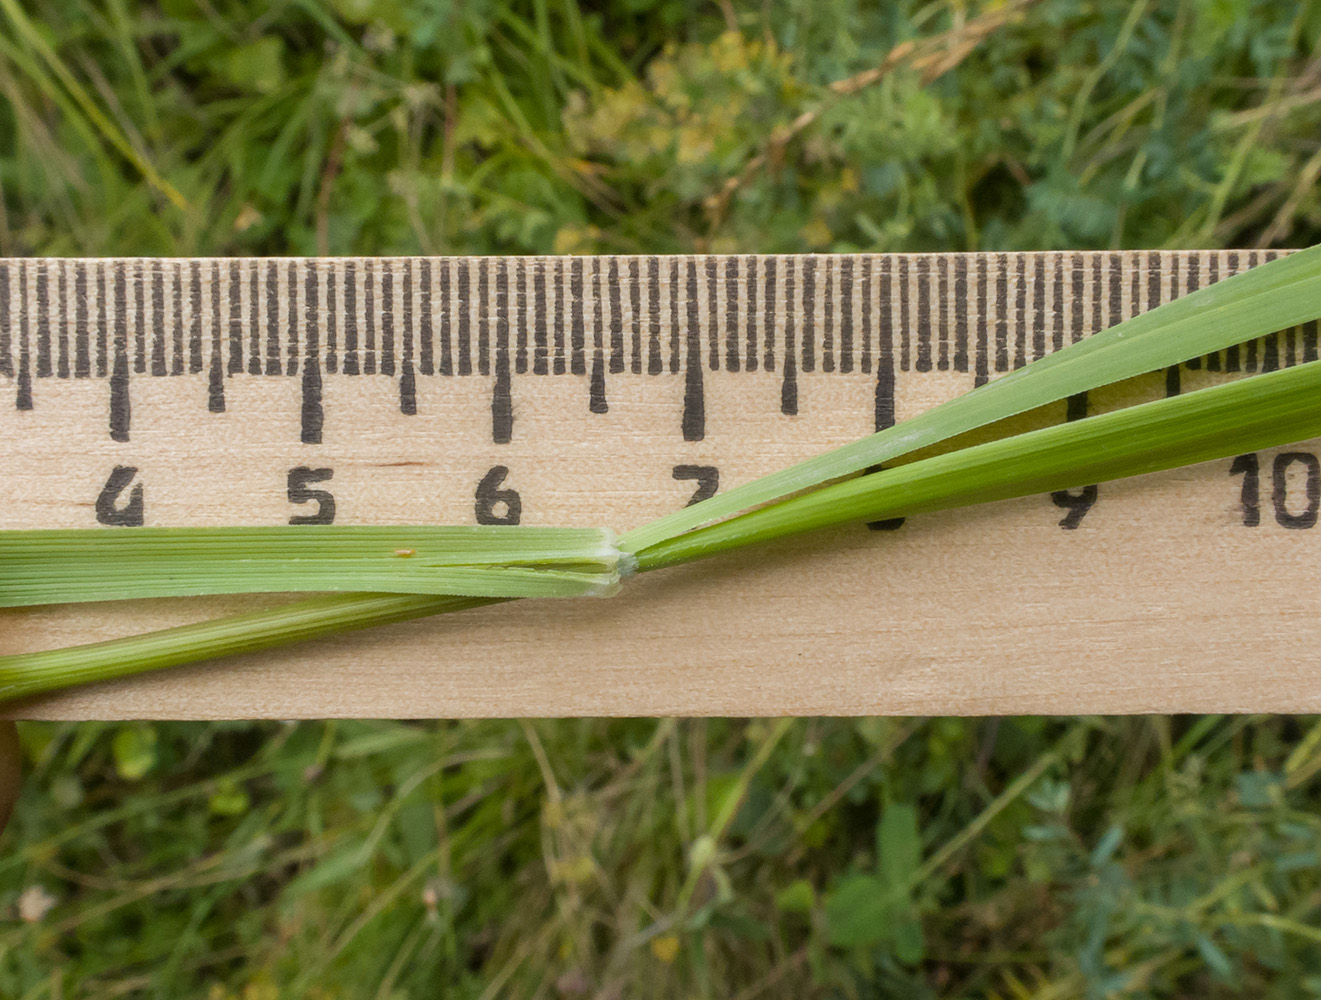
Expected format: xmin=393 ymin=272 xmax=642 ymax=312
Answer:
xmin=476 ymin=466 xmax=522 ymax=525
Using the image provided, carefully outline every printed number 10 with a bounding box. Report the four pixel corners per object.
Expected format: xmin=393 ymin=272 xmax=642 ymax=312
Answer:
xmin=1229 ymin=452 xmax=1320 ymax=529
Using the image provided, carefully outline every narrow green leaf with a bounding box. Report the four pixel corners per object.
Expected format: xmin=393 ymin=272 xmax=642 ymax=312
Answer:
xmin=5 ymin=250 xmax=1321 ymax=704
xmin=0 ymin=526 xmax=622 ymax=604
xmin=1196 ymin=935 xmax=1235 ymax=979
xmin=6 ymin=359 xmax=1321 ymax=703
xmin=877 ymin=803 xmax=922 ymax=893
xmin=619 ymin=245 xmax=1321 ymax=556
xmin=635 ymin=359 xmax=1321 ymax=569
xmin=283 ymin=840 xmax=372 ymax=897
xmin=0 ymin=593 xmax=498 ymax=703
xmin=0 ymin=0 xmax=189 ymax=208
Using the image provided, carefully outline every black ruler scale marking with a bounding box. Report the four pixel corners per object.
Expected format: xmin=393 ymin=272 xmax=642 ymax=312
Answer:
xmin=186 ymin=261 xmax=200 ymax=376
xmin=973 ymin=257 xmax=988 ymax=387
xmin=473 ymin=259 xmax=486 ymax=381
xmin=417 ymin=258 xmax=431 ymax=377
xmin=914 ymin=257 xmax=930 ymax=373
xmin=494 ymin=259 xmax=513 ymax=437
xmin=993 ymin=255 xmax=1008 ymax=374
xmin=705 ymin=257 xmax=719 ymax=373
xmin=627 ymin=258 xmax=642 ymax=376
xmin=58 ymin=262 xmax=72 ymax=378
xmin=1014 ymin=254 xmax=1028 ymax=369
xmin=822 ymin=256 xmax=835 ymax=373
xmin=132 ymin=260 xmax=146 ymax=376
xmin=170 ymin=265 xmax=183 ymax=377
xmin=609 ymin=257 xmax=625 ymax=376
xmin=246 ymin=262 xmax=260 ymax=376
xmin=0 ymin=253 xmax=1308 ymax=445
xmin=858 ymin=258 xmax=870 ymax=375
xmin=380 ymin=260 xmax=395 ymax=378
xmin=363 ymin=259 xmax=377 ymax=377
xmin=303 ymin=261 xmax=325 ymax=443
xmin=569 ymin=258 xmax=584 ymax=378
xmin=110 ymin=263 xmax=130 ymax=437
xmin=801 ymin=256 xmax=816 ymax=375
xmin=400 ymin=258 xmax=415 ymax=411
xmin=725 ymin=256 xmax=740 ymax=374
xmin=0 ymin=262 xmax=11 ymax=381
xmin=683 ymin=258 xmax=704 ymax=441
xmin=530 ymin=260 xmax=545 ymax=377
xmin=1031 ymin=255 xmax=1046 ymax=362
xmin=227 ymin=260 xmax=242 ymax=377
xmin=588 ymin=258 xmax=606 ymax=415
xmin=781 ymin=258 xmax=797 ymax=416
xmin=207 ymin=262 xmax=223 ymax=413
xmin=76 ymin=262 xmax=91 ymax=378
xmin=343 ymin=260 xmax=359 ymax=375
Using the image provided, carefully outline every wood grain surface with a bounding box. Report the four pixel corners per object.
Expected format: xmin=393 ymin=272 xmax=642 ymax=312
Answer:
xmin=0 ymin=252 xmax=1317 ymax=718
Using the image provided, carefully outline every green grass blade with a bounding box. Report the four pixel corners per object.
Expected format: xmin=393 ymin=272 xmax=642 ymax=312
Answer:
xmin=6 ymin=248 xmax=1321 ymax=703
xmin=634 ymin=361 xmax=1321 ymax=570
xmin=0 ymin=593 xmax=497 ymax=703
xmin=11 ymin=361 xmax=1319 ymax=703
xmin=0 ymin=0 xmax=188 ymax=209
xmin=0 ymin=526 xmax=622 ymax=605
xmin=618 ymin=245 xmax=1321 ymax=555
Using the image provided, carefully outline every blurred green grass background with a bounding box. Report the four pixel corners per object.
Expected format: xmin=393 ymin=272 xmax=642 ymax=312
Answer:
xmin=4 ymin=0 xmax=1321 ymax=995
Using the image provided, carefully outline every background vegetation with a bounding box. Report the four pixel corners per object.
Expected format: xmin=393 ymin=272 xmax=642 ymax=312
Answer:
xmin=3 ymin=0 xmax=1321 ymax=995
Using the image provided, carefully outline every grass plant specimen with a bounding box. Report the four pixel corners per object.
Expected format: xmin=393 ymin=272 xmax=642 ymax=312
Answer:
xmin=2 ymin=246 xmax=1320 ymax=701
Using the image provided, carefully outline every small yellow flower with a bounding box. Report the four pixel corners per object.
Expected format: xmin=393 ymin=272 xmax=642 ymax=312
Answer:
xmin=650 ymin=934 xmax=680 ymax=964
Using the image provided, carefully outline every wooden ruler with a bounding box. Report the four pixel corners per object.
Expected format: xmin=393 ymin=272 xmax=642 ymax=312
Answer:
xmin=1 ymin=250 xmax=1319 ymax=719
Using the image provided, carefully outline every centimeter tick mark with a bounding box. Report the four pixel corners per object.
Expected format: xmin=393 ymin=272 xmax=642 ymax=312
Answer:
xmin=781 ymin=257 xmax=798 ymax=416
xmin=494 ymin=259 xmax=513 ymax=439
xmin=110 ymin=262 xmax=129 ymax=433
xmin=683 ymin=257 xmax=704 ymax=440
xmin=303 ymin=261 xmax=324 ymax=444
xmin=609 ymin=257 xmax=625 ymax=376
xmin=589 ymin=257 xmax=607 ymax=415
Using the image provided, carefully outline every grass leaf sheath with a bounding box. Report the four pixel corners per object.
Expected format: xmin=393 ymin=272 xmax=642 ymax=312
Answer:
xmin=0 ymin=526 xmax=623 ymax=604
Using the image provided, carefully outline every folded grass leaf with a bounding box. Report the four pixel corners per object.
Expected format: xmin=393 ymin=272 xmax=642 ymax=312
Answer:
xmin=618 ymin=244 xmax=1321 ymax=556
xmin=0 ymin=526 xmax=622 ymax=604
xmin=634 ymin=359 xmax=1321 ymax=569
